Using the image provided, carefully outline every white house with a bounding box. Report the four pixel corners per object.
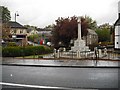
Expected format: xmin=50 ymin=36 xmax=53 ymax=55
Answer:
xmin=114 ymin=1 xmax=120 ymax=50
xmin=8 ymin=21 xmax=28 ymax=46
xmin=27 ymin=27 xmax=38 ymax=36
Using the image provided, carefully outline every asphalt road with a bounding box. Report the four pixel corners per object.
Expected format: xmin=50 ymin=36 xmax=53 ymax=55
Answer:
xmin=1 ymin=65 xmax=120 ymax=89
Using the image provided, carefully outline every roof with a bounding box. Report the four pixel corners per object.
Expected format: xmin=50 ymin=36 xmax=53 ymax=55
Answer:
xmin=114 ymin=17 xmax=120 ymax=26
xmin=37 ymin=28 xmax=52 ymax=31
xmin=26 ymin=27 xmax=37 ymax=32
xmin=8 ymin=21 xmax=27 ymax=29
xmin=87 ymin=29 xmax=97 ymax=35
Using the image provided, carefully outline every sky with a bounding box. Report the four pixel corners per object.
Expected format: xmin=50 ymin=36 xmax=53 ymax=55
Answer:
xmin=1 ymin=0 xmax=120 ymax=28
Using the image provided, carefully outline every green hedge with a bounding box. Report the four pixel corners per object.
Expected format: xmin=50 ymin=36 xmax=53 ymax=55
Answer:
xmin=2 ymin=46 xmax=52 ymax=57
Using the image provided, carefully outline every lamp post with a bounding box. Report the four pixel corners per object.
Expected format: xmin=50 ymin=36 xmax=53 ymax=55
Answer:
xmin=15 ymin=11 xmax=19 ymax=22
xmin=14 ymin=12 xmax=19 ymax=44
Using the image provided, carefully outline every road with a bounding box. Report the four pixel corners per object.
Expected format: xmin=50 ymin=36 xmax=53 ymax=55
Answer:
xmin=1 ymin=65 xmax=120 ymax=89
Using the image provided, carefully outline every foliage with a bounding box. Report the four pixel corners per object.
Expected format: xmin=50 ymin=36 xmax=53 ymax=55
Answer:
xmin=84 ymin=15 xmax=97 ymax=30
xmin=1 ymin=6 xmax=11 ymax=23
xmin=2 ymin=46 xmax=52 ymax=57
xmin=28 ymin=34 xmax=39 ymax=42
xmin=52 ymin=16 xmax=96 ymax=48
xmin=44 ymin=24 xmax=55 ymax=30
xmin=1 ymin=6 xmax=11 ymax=40
xmin=2 ymin=23 xmax=10 ymax=40
xmin=95 ymin=28 xmax=111 ymax=42
xmin=7 ymin=42 xmax=17 ymax=47
xmin=24 ymin=25 xmax=37 ymax=29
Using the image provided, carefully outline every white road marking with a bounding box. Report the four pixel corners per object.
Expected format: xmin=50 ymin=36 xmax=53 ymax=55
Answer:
xmin=0 ymin=82 xmax=98 ymax=90
xmin=0 ymin=82 xmax=70 ymax=89
xmin=10 ymin=74 xmax=13 ymax=77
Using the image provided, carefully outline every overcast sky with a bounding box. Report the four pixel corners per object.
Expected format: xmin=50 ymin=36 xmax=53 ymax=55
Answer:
xmin=1 ymin=0 xmax=120 ymax=28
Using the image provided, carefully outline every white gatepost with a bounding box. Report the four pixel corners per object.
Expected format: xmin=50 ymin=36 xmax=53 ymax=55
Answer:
xmin=63 ymin=48 xmax=66 ymax=55
xmin=104 ymin=48 xmax=108 ymax=56
xmin=57 ymin=50 xmax=60 ymax=58
xmin=77 ymin=50 xmax=81 ymax=58
xmin=98 ymin=49 xmax=102 ymax=58
xmin=54 ymin=49 xmax=57 ymax=58
xmin=78 ymin=51 xmax=81 ymax=58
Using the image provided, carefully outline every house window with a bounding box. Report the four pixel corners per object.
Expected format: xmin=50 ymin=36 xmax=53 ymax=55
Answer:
xmin=14 ymin=30 xmax=16 ymax=34
xmin=117 ymin=42 xmax=118 ymax=44
xmin=20 ymin=30 xmax=23 ymax=33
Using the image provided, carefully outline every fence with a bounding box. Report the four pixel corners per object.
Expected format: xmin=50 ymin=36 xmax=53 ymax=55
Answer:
xmin=53 ymin=48 xmax=120 ymax=60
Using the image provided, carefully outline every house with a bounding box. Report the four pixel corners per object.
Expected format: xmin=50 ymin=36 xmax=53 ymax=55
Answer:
xmin=114 ymin=1 xmax=120 ymax=50
xmin=83 ymin=29 xmax=98 ymax=45
xmin=37 ymin=28 xmax=52 ymax=35
xmin=37 ymin=28 xmax=52 ymax=43
xmin=27 ymin=27 xmax=38 ymax=36
xmin=8 ymin=21 xmax=28 ymax=46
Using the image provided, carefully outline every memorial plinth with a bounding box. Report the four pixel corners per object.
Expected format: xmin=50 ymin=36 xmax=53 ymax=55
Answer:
xmin=71 ymin=17 xmax=90 ymax=52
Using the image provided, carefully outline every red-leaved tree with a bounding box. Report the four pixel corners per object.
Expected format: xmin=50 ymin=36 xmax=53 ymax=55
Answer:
xmin=52 ymin=16 xmax=94 ymax=49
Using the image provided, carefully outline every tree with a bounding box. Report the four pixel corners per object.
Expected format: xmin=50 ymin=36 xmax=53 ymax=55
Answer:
xmin=2 ymin=23 xmax=10 ymax=40
xmin=84 ymin=15 xmax=97 ymax=30
xmin=28 ymin=34 xmax=39 ymax=43
xmin=95 ymin=28 xmax=111 ymax=42
xmin=52 ymin=16 xmax=95 ymax=48
xmin=1 ymin=6 xmax=11 ymax=40
xmin=44 ymin=24 xmax=55 ymax=30
xmin=1 ymin=6 xmax=11 ymax=23
xmin=24 ymin=25 xmax=37 ymax=30
xmin=96 ymin=23 xmax=112 ymax=42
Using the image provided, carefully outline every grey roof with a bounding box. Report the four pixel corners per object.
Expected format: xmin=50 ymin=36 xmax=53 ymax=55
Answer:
xmin=114 ymin=17 xmax=120 ymax=26
xmin=27 ymin=28 xmax=32 ymax=33
xmin=8 ymin=21 xmax=27 ymax=29
xmin=27 ymin=27 xmax=36 ymax=32
xmin=37 ymin=28 xmax=52 ymax=31
xmin=87 ymin=29 xmax=97 ymax=35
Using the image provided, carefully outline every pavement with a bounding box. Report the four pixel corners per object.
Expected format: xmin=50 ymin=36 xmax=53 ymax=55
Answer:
xmin=1 ymin=57 xmax=120 ymax=68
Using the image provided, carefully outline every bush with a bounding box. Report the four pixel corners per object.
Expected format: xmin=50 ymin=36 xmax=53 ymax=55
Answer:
xmin=2 ymin=47 xmax=21 ymax=57
xmin=2 ymin=46 xmax=52 ymax=57
xmin=7 ymin=42 xmax=17 ymax=47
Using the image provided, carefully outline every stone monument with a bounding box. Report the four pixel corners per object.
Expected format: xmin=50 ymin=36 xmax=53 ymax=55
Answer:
xmin=71 ymin=17 xmax=90 ymax=52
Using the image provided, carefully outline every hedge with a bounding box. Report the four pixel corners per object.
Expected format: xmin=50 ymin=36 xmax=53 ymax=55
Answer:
xmin=2 ymin=46 xmax=52 ymax=57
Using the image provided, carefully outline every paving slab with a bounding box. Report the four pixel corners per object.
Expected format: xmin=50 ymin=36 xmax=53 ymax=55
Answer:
xmin=1 ymin=58 xmax=120 ymax=67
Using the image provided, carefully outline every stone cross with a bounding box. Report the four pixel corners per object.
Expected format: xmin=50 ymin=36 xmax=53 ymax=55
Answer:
xmin=77 ymin=17 xmax=82 ymax=40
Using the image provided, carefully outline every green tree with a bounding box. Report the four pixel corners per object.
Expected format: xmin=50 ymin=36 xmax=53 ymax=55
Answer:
xmin=95 ymin=28 xmax=110 ymax=42
xmin=84 ymin=15 xmax=97 ymax=30
xmin=1 ymin=6 xmax=11 ymax=23
xmin=24 ymin=25 xmax=37 ymax=30
xmin=28 ymin=34 xmax=39 ymax=43
xmin=1 ymin=6 xmax=11 ymax=40
xmin=44 ymin=24 xmax=55 ymax=30
xmin=2 ymin=23 xmax=10 ymax=40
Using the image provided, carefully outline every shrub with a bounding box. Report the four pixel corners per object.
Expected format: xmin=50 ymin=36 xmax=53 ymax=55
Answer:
xmin=7 ymin=42 xmax=17 ymax=47
xmin=2 ymin=46 xmax=52 ymax=57
xmin=2 ymin=47 xmax=21 ymax=57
